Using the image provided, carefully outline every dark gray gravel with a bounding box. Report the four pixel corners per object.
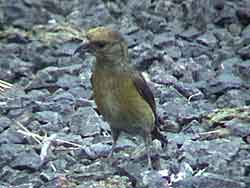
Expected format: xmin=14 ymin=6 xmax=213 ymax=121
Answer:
xmin=0 ymin=0 xmax=250 ymax=187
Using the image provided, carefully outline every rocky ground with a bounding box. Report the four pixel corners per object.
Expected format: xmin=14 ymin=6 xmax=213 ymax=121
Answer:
xmin=0 ymin=0 xmax=250 ymax=187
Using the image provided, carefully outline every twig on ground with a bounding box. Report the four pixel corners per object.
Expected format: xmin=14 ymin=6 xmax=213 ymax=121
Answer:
xmin=50 ymin=161 xmax=57 ymax=172
xmin=54 ymin=138 xmax=84 ymax=148
xmin=192 ymin=128 xmax=231 ymax=141
xmin=16 ymin=121 xmax=43 ymax=144
xmin=0 ymin=80 xmax=12 ymax=92
xmin=188 ymin=91 xmax=203 ymax=103
xmin=15 ymin=121 xmax=84 ymax=166
xmin=40 ymin=134 xmax=57 ymax=162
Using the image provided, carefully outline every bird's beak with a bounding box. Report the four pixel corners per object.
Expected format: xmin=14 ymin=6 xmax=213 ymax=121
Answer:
xmin=74 ymin=39 xmax=91 ymax=55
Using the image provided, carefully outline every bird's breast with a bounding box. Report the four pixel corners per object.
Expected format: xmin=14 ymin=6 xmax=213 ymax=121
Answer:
xmin=91 ymin=68 xmax=155 ymax=132
xmin=92 ymin=70 xmax=131 ymax=117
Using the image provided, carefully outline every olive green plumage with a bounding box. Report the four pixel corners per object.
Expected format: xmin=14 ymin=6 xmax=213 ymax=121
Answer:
xmin=76 ymin=27 xmax=167 ymax=169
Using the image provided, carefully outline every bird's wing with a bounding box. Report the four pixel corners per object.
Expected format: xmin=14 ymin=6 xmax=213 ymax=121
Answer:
xmin=132 ymin=72 xmax=157 ymax=118
xmin=132 ymin=72 xmax=168 ymax=144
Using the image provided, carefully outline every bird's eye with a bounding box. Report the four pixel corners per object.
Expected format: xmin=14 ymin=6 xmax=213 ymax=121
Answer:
xmin=94 ymin=42 xmax=106 ymax=49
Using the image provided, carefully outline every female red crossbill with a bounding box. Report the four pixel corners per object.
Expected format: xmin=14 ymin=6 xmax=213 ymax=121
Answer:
xmin=75 ymin=27 xmax=167 ymax=169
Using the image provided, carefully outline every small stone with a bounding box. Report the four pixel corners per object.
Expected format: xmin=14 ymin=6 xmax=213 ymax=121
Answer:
xmin=241 ymin=24 xmax=250 ymax=38
xmin=236 ymin=7 xmax=250 ymax=25
xmin=10 ymin=149 xmax=42 ymax=171
xmin=42 ymin=175 xmax=73 ymax=188
xmin=197 ymin=32 xmax=218 ymax=48
xmin=173 ymin=172 xmax=246 ymax=188
xmin=237 ymin=45 xmax=250 ymax=60
xmin=165 ymin=46 xmax=182 ymax=59
xmin=216 ymin=89 xmax=250 ymax=108
xmin=0 ymin=116 xmax=12 ymax=133
xmin=183 ymin=120 xmax=205 ymax=134
xmin=180 ymin=137 xmax=242 ymax=172
xmin=0 ymin=127 xmax=27 ymax=144
xmin=233 ymin=60 xmax=250 ymax=81
xmin=225 ymin=118 xmax=250 ymax=137
xmin=56 ymin=74 xmax=82 ymax=89
xmin=34 ymin=111 xmax=64 ymax=132
xmin=178 ymin=27 xmax=202 ymax=41
xmin=0 ymin=166 xmax=17 ymax=183
xmin=69 ymin=107 xmax=109 ymax=137
xmin=228 ymin=23 xmax=242 ymax=36
xmin=141 ymin=171 xmax=168 ymax=188
xmin=153 ymin=34 xmax=176 ymax=48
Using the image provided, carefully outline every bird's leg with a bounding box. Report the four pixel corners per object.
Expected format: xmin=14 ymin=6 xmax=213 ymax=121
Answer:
xmin=144 ymin=131 xmax=153 ymax=170
xmin=108 ymin=128 xmax=121 ymax=158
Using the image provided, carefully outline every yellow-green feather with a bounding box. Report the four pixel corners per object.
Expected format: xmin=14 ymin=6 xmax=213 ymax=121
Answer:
xmin=92 ymin=67 xmax=155 ymax=133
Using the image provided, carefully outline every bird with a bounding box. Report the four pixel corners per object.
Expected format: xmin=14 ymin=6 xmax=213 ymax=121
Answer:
xmin=75 ymin=27 xmax=167 ymax=169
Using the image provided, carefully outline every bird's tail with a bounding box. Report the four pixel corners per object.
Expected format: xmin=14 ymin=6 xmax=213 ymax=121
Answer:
xmin=151 ymin=125 xmax=168 ymax=145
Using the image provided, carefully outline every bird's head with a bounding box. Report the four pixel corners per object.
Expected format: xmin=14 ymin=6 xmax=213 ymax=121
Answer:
xmin=75 ymin=27 xmax=128 ymax=65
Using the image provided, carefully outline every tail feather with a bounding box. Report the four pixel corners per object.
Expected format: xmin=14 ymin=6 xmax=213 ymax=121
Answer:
xmin=151 ymin=126 xmax=168 ymax=145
